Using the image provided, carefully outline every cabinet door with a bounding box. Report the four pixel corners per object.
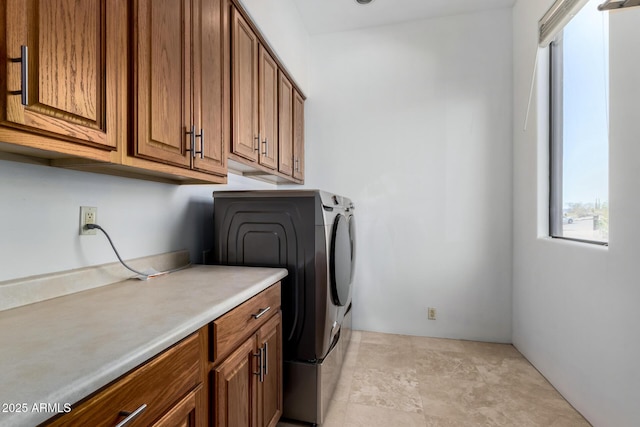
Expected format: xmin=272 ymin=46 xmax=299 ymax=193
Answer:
xmin=213 ymin=337 xmax=257 ymax=427
xmin=278 ymin=72 xmax=293 ymax=176
xmin=258 ymin=46 xmax=278 ymax=170
xmin=152 ymin=386 xmax=202 ymax=427
xmin=46 ymin=332 xmax=202 ymax=427
xmin=292 ymin=90 xmax=305 ymax=181
xmin=231 ymin=8 xmax=259 ymax=162
xmin=192 ymin=0 xmax=228 ymax=175
xmin=133 ymin=0 xmax=191 ymax=167
xmin=2 ymin=0 xmax=116 ymax=149
xmin=257 ymin=313 xmax=283 ymax=427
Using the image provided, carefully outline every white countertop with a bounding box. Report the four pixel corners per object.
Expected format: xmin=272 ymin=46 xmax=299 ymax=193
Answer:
xmin=0 ymin=265 xmax=288 ymax=427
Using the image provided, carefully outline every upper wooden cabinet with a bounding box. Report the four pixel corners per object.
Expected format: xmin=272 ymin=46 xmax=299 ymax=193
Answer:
xmin=1 ymin=0 xmax=300 ymax=185
xmin=231 ymin=11 xmax=278 ymax=171
xmin=1 ymin=0 xmax=119 ymax=151
xmin=278 ymin=72 xmax=294 ymax=176
xmin=132 ymin=0 xmax=227 ymax=177
xmin=229 ymin=3 xmax=305 ymax=184
xmin=258 ymin=46 xmax=278 ymax=170
xmin=293 ymin=89 xmax=305 ymax=180
xmin=230 ymin=7 xmax=259 ymax=162
xmin=192 ymin=0 xmax=229 ymax=175
xmin=277 ymin=74 xmax=304 ymax=180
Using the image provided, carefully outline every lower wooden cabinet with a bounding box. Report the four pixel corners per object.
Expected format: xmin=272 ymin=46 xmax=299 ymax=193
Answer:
xmin=213 ymin=336 xmax=255 ymax=427
xmin=212 ymin=283 xmax=282 ymax=427
xmin=256 ymin=313 xmax=283 ymax=427
xmin=151 ymin=386 xmax=202 ymax=427
xmin=45 ymin=329 xmax=206 ymax=427
xmin=42 ymin=283 xmax=282 ymax=427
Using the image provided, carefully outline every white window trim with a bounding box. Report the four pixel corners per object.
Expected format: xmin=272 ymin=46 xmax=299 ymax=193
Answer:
xmin=539 ymin=0 xmax=590 ymax=46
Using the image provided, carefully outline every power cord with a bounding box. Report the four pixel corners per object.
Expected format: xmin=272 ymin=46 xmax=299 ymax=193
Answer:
xmin=86 ymin=224 xmax=190 ymax=280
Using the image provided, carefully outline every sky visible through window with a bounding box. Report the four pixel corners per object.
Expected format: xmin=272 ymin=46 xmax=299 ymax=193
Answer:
xmin=562 ymin=0 xmax=609 ymax=209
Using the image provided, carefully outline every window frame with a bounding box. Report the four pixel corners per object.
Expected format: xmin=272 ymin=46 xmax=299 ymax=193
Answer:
xmin=548 ymin=31 xmax=609 ymax=247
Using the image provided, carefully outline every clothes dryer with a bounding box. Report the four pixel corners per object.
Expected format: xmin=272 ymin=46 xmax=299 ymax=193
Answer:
xmin=213 ymin=190 xmax=355 ymax=425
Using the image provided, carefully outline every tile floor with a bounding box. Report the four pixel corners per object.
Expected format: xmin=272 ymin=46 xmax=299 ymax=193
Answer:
xmin=279 ymin=331 xmax=591 ymax=427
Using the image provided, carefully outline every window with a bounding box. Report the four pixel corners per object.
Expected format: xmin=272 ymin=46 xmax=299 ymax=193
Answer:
xmin=549 ymin=0 xmax=609 ymax=245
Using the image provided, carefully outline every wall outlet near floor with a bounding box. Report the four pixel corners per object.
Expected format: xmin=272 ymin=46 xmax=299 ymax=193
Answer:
xmin=79 ymin=206 xmax=98 ymax=235
xmin=428 ymin=307 xmax=437 ymax=320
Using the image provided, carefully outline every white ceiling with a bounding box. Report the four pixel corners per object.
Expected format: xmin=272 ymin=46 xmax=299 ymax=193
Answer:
xmin=292 ymin=0 xmax=516 ymax=35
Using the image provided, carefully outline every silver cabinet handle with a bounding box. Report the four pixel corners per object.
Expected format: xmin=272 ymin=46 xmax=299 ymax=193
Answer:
xmin=262 ymin=138 xmax=268 ymax=156
xmin=9 ymin=45 xmax=28 ymax=106
xmin=251 ymin=306 xmax=271 ymax=319
xmin=20 ymin=45 xmax=27 ymax=106
xmin=116 ymin=404 xmax=147 ymax=427
xmin=185 ymin=125 xmax=196 ymax=157
xmin=195 ymin=128 xmax=204 ymax=159
xmin=253 ymin=349 xmax=264 ymax=382
xmin=254 ymin=134 xmax=260 ymax=151
xmin=263 ymin=342 xmax=268 ymax=376
xmin=294 ymin=157 xmax=299 ymax=172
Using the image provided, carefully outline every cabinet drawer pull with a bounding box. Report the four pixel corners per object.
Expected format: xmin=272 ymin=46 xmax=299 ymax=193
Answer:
xmin=253 ymin=350 xmax=264 ymax=382
xmin=252 ymin=306 xmax=271 ymax=319
xmin=263 ymin=342 xmax=268 ymax=376
xmin=9 ymin=45 xmax=28 ymax=106
xmin=294 ymin=157 xmax=299 ymax=172
xmin=254 ymin=134 xmax=260 ymax=151
xmin=195 ymin=128 xmax=204 ymax=159
xmin=186 ymin=125 xmax=196 ymax=157
xmin=116 ymin=404 xmax=147 ymax=427
xmin=262 ymin=137 xmax=269 ymax=157
xmin=20 ymin=45 xmax=28 ymax=106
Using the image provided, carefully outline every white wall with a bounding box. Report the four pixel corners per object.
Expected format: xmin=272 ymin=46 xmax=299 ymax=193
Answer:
xmin=0 ymin=160 xmax=274 ymax=282
xmin=304 ymin=9 xmax=514 ymax=341
xmin=512 ymin=2 xmax=640 ymax=426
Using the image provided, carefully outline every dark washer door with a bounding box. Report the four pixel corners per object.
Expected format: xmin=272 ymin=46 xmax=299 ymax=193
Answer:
xmin=330 ymin=214 xmax=352 ymax=306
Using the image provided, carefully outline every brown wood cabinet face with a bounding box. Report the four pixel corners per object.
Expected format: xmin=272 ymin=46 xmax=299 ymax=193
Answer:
xmin=46 ymin=331 xmax=203 ymax=427
xmin=258 ymin=46 xmax=277 ymax=170
xmin=151 ymin=387 xmax=201 ymax=427
xmin=133 ymin=0 xmax=191 ymax=167
xmin=191 ymin=0 xmax=228 ymax=175
xmin=2 ymin=0 xmax=116 ymax=149
xmin=292 ymin=90 xmax=305 ymax=180
xmin=278 ymin=72 xmax=293 ymax=176
xmin=231 ymin=7 xmax=259 ymax=162
xmin=213 ymin=336 xmax=256 ymax=427
xmin=212 ymin=282 xmax=281 ymax=363
xmin=211 ymin=283 xmax=282 ymax=427
xmin=257 ymin=313 xmax=283 ymax=427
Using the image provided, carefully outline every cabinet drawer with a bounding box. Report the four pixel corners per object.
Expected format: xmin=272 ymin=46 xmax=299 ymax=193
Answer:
xmin=46 ymin=331 xmax=202 ymax=427
xmin=212 ymin=283 xmax=281 ymax=362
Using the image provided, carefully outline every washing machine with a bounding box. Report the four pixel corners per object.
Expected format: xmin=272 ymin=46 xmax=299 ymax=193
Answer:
xmin=212 ymin=190 xmax=355 ymax=425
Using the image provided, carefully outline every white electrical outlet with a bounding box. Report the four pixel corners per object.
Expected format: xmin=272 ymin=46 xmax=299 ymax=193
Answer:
xmin=428 ymin=307 xmax=437 ymax=320
xmin=79 ymin=206 xmax=98 ymax=235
